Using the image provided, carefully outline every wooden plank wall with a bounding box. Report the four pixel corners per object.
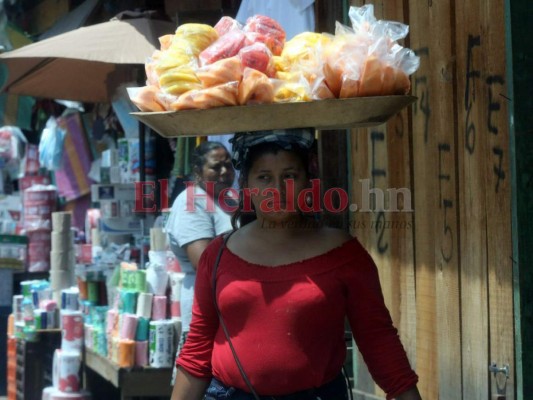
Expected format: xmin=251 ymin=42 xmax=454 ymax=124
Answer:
xmin=344 ymin=0 xmax=515 ymax=399
xmin=348 ymin=1 xmax=417 ymax=398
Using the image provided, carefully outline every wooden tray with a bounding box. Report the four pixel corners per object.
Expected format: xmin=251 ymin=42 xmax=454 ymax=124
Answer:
xmin=131 ymin=95 xmax=417 ymax=137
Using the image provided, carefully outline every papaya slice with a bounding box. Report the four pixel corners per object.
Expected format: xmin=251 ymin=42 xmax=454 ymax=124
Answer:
xmin=238 ymin=68 xmax=274 ymax=105
xmin=197 ymin=56 xmax=243 ymax=88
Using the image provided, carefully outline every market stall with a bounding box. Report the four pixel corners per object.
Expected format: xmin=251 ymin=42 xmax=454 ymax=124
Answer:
xmin=0 ymin=11 xmax=180 ymax=400
xmin=2 ymin=4 xmax=420 ymax=400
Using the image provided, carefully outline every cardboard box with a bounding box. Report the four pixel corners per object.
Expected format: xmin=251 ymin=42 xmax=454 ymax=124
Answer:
xmin=117 ymin=138 xmax=156 ymax=183
xmin=91 ymin=184 xmax=136 ymax=203
xmin=99 ymin=217 xmax=142 ymax=233
xmin=0 ymin=194 xmax=22 ymax=221
xmin=131 ymin=95 xmax=417 ymax=138
xmin=0 ymin=194 xmax=23 ymax=234
xmin=0 ymin=234 xmax=27 ymax=270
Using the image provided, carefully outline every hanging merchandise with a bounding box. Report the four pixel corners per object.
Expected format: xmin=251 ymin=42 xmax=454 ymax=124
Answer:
xmin=0 ymin=93 xmax=35 ymax=131
xmin=112 ymin=84 xmax=140 ymax=139
xmin=0 ymin=125 xmax=27 ymax=183
xmin=54 ymin=112 xmax=94 ymax=201
xmin=62 ymin=194 xmax=92 ymax=232
xmin=0 ymin=16 xmax=35 ymax=130
xmin=24 ymin=143 xmax=40 ymax=176
xmin=39 ymin=117 xmax=66 ymax=171
xmin=117 ymin=136 xmax=156 ymax=183
xmin=0 ymin=2 xmax=11 ymax=51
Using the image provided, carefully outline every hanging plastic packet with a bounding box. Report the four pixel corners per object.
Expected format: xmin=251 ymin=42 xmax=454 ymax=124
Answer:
xmin=0 ymin=126 xmax=27 ymax=179
xmin=38 ymin=117 xmax=66 ymax=171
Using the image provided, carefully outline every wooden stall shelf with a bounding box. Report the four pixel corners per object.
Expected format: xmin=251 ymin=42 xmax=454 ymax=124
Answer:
xmin=83 ymin=349 xmax=173 ymax=400
xmin=14 ymin=330 xmax=60 ymax=400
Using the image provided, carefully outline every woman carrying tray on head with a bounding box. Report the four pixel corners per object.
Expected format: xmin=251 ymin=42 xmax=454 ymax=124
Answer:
xmin=171 ymin=129 xmax=421 ymax=400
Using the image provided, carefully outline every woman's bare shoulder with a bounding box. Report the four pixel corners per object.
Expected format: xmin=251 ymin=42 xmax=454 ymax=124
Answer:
xmin=313 ymin=227 xmax=354 ymax=253
xmin=320 ymin=226 xmax=353 ymax=242
xmin=225 ymin=223 xmax=255 ymax=249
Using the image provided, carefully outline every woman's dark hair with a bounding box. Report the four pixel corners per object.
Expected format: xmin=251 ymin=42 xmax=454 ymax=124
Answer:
xmin=231 ymin=142 xmax=314 ymax=229
xmin=191 ymin=141 xmax=227 ymax=179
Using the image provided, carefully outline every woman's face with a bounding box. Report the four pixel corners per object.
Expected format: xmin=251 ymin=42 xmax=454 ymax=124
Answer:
xmin=246 ymin=150 xmax=308 ymax=223
xmin=196 ymin=148 xmax=235 ymax=197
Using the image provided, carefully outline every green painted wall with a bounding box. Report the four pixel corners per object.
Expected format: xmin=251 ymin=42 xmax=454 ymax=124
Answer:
xmin=509 ymin=0 xmax=533 ymax=398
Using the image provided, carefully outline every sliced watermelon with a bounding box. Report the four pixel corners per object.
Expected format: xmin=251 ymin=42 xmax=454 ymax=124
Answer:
xmin=199 ymin=29 xmax=247 ymax=66
xmin=239 ymin=43 xmax=275 ymax=77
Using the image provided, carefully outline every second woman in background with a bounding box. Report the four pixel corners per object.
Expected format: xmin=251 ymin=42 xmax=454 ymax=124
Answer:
xmin=166 ymin=141 xmax=236 ymax=382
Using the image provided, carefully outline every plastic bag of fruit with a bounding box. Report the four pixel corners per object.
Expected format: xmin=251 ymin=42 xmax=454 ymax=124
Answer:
xmin=197 ymin=56 xmax=243 ymax=88
xmin=238 ymin=42 xmax=276 ymax=77
xmin=170 ymin=81 xmax=240 ymax=110
xmin=199 ymin=29 xmax=247 ymax=66
xmin=238 ymin=68 xmax=275 ymax=105
xmin=243 ymin=15 xmax=286 ymax=56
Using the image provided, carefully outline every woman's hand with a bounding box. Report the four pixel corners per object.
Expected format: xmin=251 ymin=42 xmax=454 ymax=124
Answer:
xmin=171 ymin=367 xmax=210 ymax=400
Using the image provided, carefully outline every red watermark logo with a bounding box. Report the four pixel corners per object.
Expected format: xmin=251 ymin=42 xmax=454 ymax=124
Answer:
xmin=133 ymin=179 xmax=413 ymax=214
xmin=183 ymin=179 xmax=349 ymax=214
xmin=133 ymin=179 xmax=169 ymax=213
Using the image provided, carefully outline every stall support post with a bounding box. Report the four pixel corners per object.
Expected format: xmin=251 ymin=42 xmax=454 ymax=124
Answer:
xmin=139 ymin=121 xmax=146 ymax=269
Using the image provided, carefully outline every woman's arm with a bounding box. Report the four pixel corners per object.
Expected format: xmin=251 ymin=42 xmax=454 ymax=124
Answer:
xmin=185 ymin=239 xmax=211 ymax=269
xmin=343 ymin=240 xmax=419 ymax=398
xmin=173 ymin=239 xmax=223 ymax=397
xmin=171 ymin=367 xmax=210 ymax=400
xmin=396 ymin=386 xmax=422 ymax=400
